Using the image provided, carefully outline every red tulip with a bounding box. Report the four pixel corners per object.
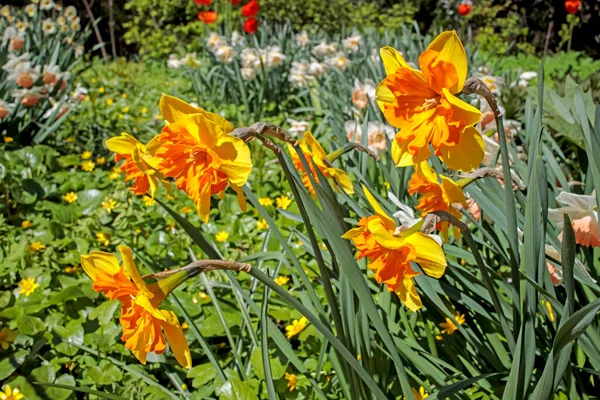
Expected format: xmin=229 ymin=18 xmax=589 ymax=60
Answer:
xmin=194 ymin=0 xmax=212 ymax=5
xmin=457 ymin=1 xmax=472 ymax=16
xmin=244 ymin=17 xmax=258 ymax=33
xmin=198 ymin=11 xmax=218 ymax=24
xmin=241 ymin=0 xmax=259 ymax=17
xmin=565 ymin=0 xmax=581 ymax=14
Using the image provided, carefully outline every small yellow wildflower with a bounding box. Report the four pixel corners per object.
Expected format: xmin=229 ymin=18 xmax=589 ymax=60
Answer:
xmin=406 ymin=386 xmax=429 ymax=400
xmin=96 ymin=156 xmax=106 ymax=165
xmin=18 ymin=277 xmax=39 ymax=296
xmin=81 ymin=150 xmax=92 ymax=159
xmin=81 ymin=160 xmax=95 ymax=172
xmin=141 ymin=107 xmax=148 ymax=114
xmin=439 ymin=312 xmax=466 ymax=335
xmin=65 ymin=265 xmax=80 ymax=274
xmin=181 ymin=206 xmax=193 ymax=214
xmin=95 ymin=232 xmax=111 ymax=246
xmin=215 ymin=231 xmax=229 ymax=243
xmin=122 ymin=106 xmax=129 ymax=113
xmin=276 ymin=195 xmax=292 ymax=210
xmin=285 ymin=317 xmax=308 ymax=339
xmin=64 ymin=192 xmax=77 ymax=203
xmin=21 ymin=220 xmax=32 ymax=228
xmin=98 ymin=87 xmax=105 ymax=94
xmin=285 ymin=372 xmax=298 ymax=392
xmin=118 ymin=113 xmax=124 ymax=119
xmin=166 ymin=194 xmax=175 ymax=201
xmin=320 ymin=243 xmax=328 ymax=251
xmin=143 ymin=196 xmax=155 ymax=207
xmin=383 ymin=181 xmax=391 ymax=189
xmin=3 ymin=137 xmax=13 ymax=143
xmin=28 ymin=242 xmax=45 ymax=253
xmin=0 ymin=385 xmax=24 ymax=400
xmin=121 ymin=93 xmax=127 ymax=99
xmin=181 ymin=322 xmax=189 ymax=329
xmin=297 ymin=240 xmax=304 ymax=246
xmin=155 ymin=114 xmax=163 ymax=120
xmin=275 ymin=276 xmax=290 ymax=286
xmin=180 ymin=383 xmax=188 ymax=391
xmin=106 ymin=98 xmax=113 ymax=106
xmin=258 ymin=197 xmax=274 ymax=207
xmin=256 ymin=219 xmax=268 ymax=230
xmin=198 ymin=291 xmax=209 ymax=299
xmin=66 ymin=137 xmax=74 ymax=143
xmin=91 ymin=78 xmax=97 ymax=83
xmin=0 ymin=328 xmax=17 ymax=350
xmin=101 ymin=198 xmax=117 ymax=213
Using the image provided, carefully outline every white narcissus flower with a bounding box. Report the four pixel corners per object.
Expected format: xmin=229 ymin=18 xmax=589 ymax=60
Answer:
xmin=214 ymin=45 xmax=234 ymax=64
xmin=74 ymin=45 xmax=84 ymax=58
xmin=308 ymin=60 xmax=326 ymax=78
xmin=167 ymin=54 xmax=182 ymax=69
xmin=240 ymin=67 xmax=257 ymax=81
xmin=263 ymin=46 xmax=285 ymax=68
xmin=25 ymin=4 xmax=37 ymax=17
xmin=0 ymin=99 xmax=14 ymax=119
xmin=549 ymin=191 xmax=600 ymax=248
xmin=240 ymin=48 xmax=259 ymax=68
xmin=289 ymin=61 xmax=313 ymax=88
xmin=352 ymin=78 xmax=376 ymax=110
xmin=231 ymin=31 xmax=245 ymax=47
xmin=1 ymin=5 xmax=11 ymax=17
xmin=344 ymin=120 xmax=394 ymax=155
xmin=326 ymin=53 xmax=350 ymax=71
xmin=206 ymin=32 xmax=227 ymax=52
xmin=181 ymin=53 xmax=201 ymax=68
xmin=12 ymin=87 xmax=43 ymax=107
xmin=342 ymin=33 xmax=362 ymax=53
xmin=40 ymin=0 xmax=55 ymax=10
xmin=296 ymin=30 xmax=310 ymax=48
xmin=64 ymin=5 xmax=77 ymax=19
xmin=42 ymin=18 xmax=56 ymax=35
xmin=312 ymin=41 xmax=337 ymax=58
xmin=287 ymin=119 xmax=310 ymax=137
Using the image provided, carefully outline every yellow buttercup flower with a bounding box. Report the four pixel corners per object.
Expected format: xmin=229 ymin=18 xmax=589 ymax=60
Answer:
xmin=96 ymin=156 xmax=106 ymax=165
xmin=64 ymin=192 xmax=77 ymax=203
xmin=439 ymin=312 xmax=466 ymax=335
xmin=101 ymin=198 xmax=118 ymax=213
xmin=106 ymin=98 xmax=113 ymax=106
xmin=143 ymin=196 xmax=155 ymax=207
xmin=285 ymin=317 xmax=309 ymax=339
xmin=288 ymin=132 xmax=354 ymax=195
xmin=121 ymin=93 xmax=127 ymax=99
xmin=376 ymin=31 xmax=484 ymax=172
xmin=82 ymin=160 xmax=95 ymax=172
xmin=21 ymin=220 xmax=32 ymax=228
xmin=18 ymin=277 xmax=39 ymax=296
xmin=256 ymin=219 xmax=268 ymax=230
xmin=122 ymin=106 xmax=129 ymax=113
xmin=215 ymin=231 xmax=229 ymax=242
xmin=65 ymin=265 xmax=80 ymax=274
xmin=274 ymin=275 xmax=290 ymax=286
xmin=3 ymin=137 xmax=13 ymax=143
xmin=28 ymin=242 xmax=46 ymax=253
xmin=342 ymin=186 xmax=447 ymax=311
xmin=81 ymin=245 xmax=192 ymax=368
xmin=0 ymin=385 xmax=24 ymax=400
xmin=81 ymin=150 xmax=92 ymax=159
xmin=258 ymin=197 xmax=274 ymax=207
xmin=98 ymin=87 xmax=105 ymax=94
xmin=66 ymin=137 xmax=74 ymax=143
xmin=276 ymin=195 xmax=292 ymax=210
xmin=96 ymin=232 xmax=111 ymax=246
xmin=181 ymin=206 xmax=193 ymax=214
xmin=0 ymin=328 xmax=17 ymax=350
xmin=141 ymin=107 xmax=148 ymax=114
xmin=285 ymin=372 xmax=298 ymax=392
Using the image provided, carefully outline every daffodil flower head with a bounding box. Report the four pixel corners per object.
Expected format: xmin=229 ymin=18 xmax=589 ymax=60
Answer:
xmin=81 ymin=245 xmax=192 ymax=368
xmin=288 ymin=132 xmax=354 ymax=195
xmin=343 ymin=186 xmax=447 ymax=311
xmin=376 ymin=31 xmax=484 ymax=172
xmin=151 ymin=95 xmax=252 ymax=223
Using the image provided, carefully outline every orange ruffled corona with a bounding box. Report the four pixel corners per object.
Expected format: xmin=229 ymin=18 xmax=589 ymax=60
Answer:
xmin=105 ymin=133 xmax=169 ymax=198
xmin=81 ymin=246 xmax=192 ymax=369
xmin=288 ymin=132 xmax=354 ymax=195
xmin=408 ymin=162 xmax=467 ymax=240
xmin=343 ymin=186 xmax=447 ymax=311
xmin=376 ymin=31 xmax=484 ymax=172
xmin=151 ymin=95 xmax=252 ymax=223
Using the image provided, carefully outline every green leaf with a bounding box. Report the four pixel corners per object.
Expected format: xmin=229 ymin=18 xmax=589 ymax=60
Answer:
xmin=216 ymin=378 xmax=258 ymax=400
xmin=0 ymin=350 xmax=28 ymax=380
xmin=187 ymin=363 xmax=217 ymax=388
xmin=250 ymin=347 xmax=288 ymax=380
xmin=16 ymin=315 xmax=45 ymax=336
xmin=89 ymin=299 xmax=120 ymax=325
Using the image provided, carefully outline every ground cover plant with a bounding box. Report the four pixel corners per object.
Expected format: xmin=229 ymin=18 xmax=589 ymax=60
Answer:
xmin=1 ymin=1 xmax=599 ymax=399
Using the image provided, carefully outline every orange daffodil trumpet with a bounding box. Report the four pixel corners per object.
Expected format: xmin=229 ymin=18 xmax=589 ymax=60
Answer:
xmin=343 ymin=186 xmax=447 ymax=311
xmin=106 ymin=133 xmax=169 ymax=198
xmin=81 ymin=246 xmax=192 ymax=368
xmin=376 ymin=31 xmax=484 ymax=172
xmin=289 ymin=132 xmax=354 ymax=196
xmin=408 ymin=162 xmax=467 ymax=240
xmin=152 ymin=95 xmax=252 ymax=223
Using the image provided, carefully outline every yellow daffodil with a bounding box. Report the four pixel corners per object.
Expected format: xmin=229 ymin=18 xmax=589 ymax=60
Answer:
xmin=21 ymin=220 xmax=32 ymax=228
xmin=150 ymin=95 xmax=252 ymax=223
xmin=215 ymin=231 xmax=229 ymax=242
xmin=439 ymin=312 xmax=466 ymax=335
xmin=106 ymin=132 xmax=170 ymax=198
xmin=81 ymin=150 xmax=92 ymax=159
xmin=81 ymin=246 xmax=192 ymax=368
xmin=274 ymin=275 xmax=290 ymax=286
xmin=285 ymin=317 xmax=309 ymax=339
xmin=63 ymin=192 xmax=77 ymax=203
xmin=28 ymin=242 xmax=45 ymax=253
xmin=406 ymin=386 xmax=429 ymax=400
xmin=288 ymin=132 xmax=354 ymax=195
xmin=285 ymin=372 xmax=298 ymax=391
xmin=18 ymin=277 xmax=39 ymax=296
xmin=101 ymin=198 xmax=118 ymax=213
xmin=343 ymin=186 xmax=447 ymax=311
xmin=276 ymin=195 xmax=292 ymax=210
xmin=256 ymin=219 xmax=268 ymax=230
xmin=376 ymin=31 xmax=484 ymax=172
xmin=0 ymin=328 xmax=17 ymax=350
xmin=258 ymin=197 xmax=274 ymax=207
xmin=81 ymin=160 xmax=95 ymax=172
xmin=96 ymin=232 xmax=111 ymax=246
xmin=0 ymin=385 xmax=24 ymax=400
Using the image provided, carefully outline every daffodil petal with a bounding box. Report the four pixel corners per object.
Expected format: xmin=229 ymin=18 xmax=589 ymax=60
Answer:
xmin=362 ymin=185 xmax=395 ymax=229
xmin=437 ymin=126 xmax=484 ymax=172
xmin=80 ymin=251 xmax=120 ymax=281
xmin=425 ymin=31 xmax=468 ymax=92
xmin=160 ymin=310 xmax=192 ymax=369
xmin=105 ymin=132 xmax=140 ymax=154
xmin=119 ymin=245 xmax=150 ymax=295
xmin=402 ymin=232 xmax=448 ymax=278
xmin=395 ymin=277 xmax=423 ymax=311
xmin=380 ymin=46 xmax=410 ymax=75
